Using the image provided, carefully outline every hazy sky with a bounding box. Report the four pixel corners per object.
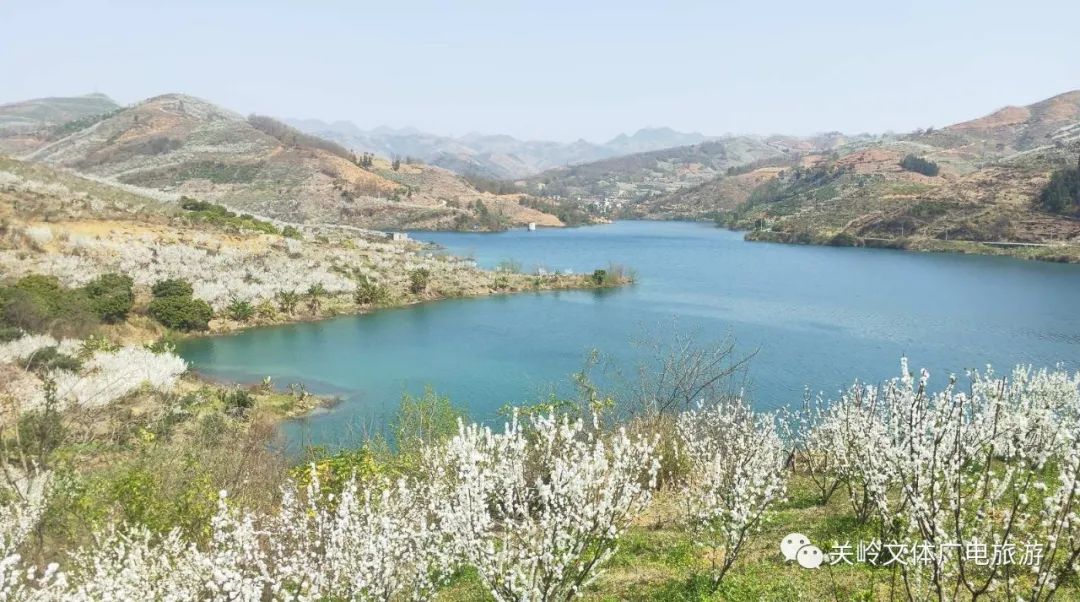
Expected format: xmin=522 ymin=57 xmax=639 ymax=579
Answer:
xmin=2 ymin=0 xmax=1078 ymax=142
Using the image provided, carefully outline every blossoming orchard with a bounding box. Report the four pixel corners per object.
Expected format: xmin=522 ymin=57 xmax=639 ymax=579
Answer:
xmin=2 ymin=352 xmax=1078 ymax=600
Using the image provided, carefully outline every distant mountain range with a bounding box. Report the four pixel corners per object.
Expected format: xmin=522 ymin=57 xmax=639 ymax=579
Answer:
xmin=284 ymin=119 xmax=713 ymax=179
xmin=3 ymin=89 xmax=1079 ymax=250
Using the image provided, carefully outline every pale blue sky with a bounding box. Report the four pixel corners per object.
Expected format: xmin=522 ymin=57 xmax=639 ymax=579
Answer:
xmin=1 ymin=0 xmax=1078 ymax=142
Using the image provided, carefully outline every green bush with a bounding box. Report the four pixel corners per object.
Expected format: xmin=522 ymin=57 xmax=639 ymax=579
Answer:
xmin=13 ymin=274 xmax=66 ymax=301
xmin=1039 ymin=168 xmax=1080 ymax=213
xmin=22 ymin=346 xmax=82 ymax=374
xmin=179 ymin=196 xmax=279 ymax=235
xmin=393 ymin=387 xmax=466 ymax=457
xmin=275 ymin=290 xmax=301 ymax=315
xmin=408 ymin=268 xmax=431 ymax=295
xmin=899 ymin=154 xmax=940 ymax=177
xmin=149 ymin=278 xmax=212 ymax=330
xmin=591 ymin=269 xmax=607 ymax=285
xmin=225 ymin=298 xmax=255 ymax=322
xmin=148 ymin=295 xmax=213 ymax=332
xmin=82 ymin=273 xmax=134 ymax=323
xmin=281 ymin=225 xmax=302 ymax=239
xmin=0 ymin=275 xmax=98 ymax=337
xmin=152 ymin=279 xmax=194 ymax=299
xmin=104 ymin=462 xmax=216 ymax=537
xmin=144 ymin=332 xmax=180 ymax=354
xmin=220 ymin=388 xmax=255 ymax=415
xmin=354 ymin=276 xmax=390 ymax=306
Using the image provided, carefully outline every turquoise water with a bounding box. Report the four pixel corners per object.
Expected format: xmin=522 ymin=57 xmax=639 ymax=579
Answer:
xmin=178 ymin=221 xmax=1080 ymax=448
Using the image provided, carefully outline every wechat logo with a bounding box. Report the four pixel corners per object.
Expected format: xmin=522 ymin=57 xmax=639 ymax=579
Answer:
xmin=781 ymin=532 xmax=824 ymax=569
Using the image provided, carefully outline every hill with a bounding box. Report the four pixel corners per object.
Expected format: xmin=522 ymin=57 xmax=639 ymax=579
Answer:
xmin=918 ymin=90 xmax=1080 ymax=159
xmin=519 ymin=136 xmax=795 ymax=214
xmin=719 ymin=91 xmax=1080 ymax=260
xmin=641 ymin=164 xmax=792 ymax=219
xmin=0 ymin=93 xmax=120 ymax=155
xmin=0 ymin=155 xmax=605 ymax=336
xmin=518 ymin=131 xmax=873 ymax=217
xmin=13 ymin=93 xmax=560 ymax=231
xmin=285 ymin=118 xmax=715 ymax=179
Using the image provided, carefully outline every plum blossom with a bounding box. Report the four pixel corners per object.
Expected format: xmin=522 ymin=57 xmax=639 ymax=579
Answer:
xmin=677 ymin=397 xmax=786 ymax=585
xmin=431 ymin=412 xmax=660 ymax=602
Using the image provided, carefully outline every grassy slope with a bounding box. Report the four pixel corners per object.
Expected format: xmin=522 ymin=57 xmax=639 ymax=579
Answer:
xmin=710 ymin=92 xmax=1080 ymax=262
xmin=9 ymin=93 xmax=563 ymax=231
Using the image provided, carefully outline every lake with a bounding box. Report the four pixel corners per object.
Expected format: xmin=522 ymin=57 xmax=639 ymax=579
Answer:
xmin=177 ymin=221 xmax=1080 ymax=449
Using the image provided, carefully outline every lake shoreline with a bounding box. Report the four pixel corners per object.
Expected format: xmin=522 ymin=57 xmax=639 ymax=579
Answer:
xmin=179 ymin=221 xmax=1080 ymax=448
xmin=174 ymin=269 xmax=632 ymax=420
xmin=740 ymin=227 xmax=1080 ymax=264
xmin=184 ymin=273 xmax=632 ymax=340
xmin=627 ymin=217 xmax=1080 ymax=264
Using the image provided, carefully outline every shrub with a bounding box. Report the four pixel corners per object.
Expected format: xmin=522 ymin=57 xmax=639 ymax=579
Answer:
xmin=0 ymin=471 xmax=54 ymax=598
xmin=225 ymin=298 xmax=255 ymax=322
xmin=899 ymin=154 xmax=940 ymax=177
xmin=179 ymin=196 xmax=279 ymax=235
xmin=1039 ymin=167 xmax=1080 ymax=213
xmin=0 ymin=275 xmax=98 ymax=338
xmin=220 ymin=387 xmax=255 ymax=415
xmin=281 ymin=225 xmax=302 ymax=239
xmin=275 ymin=290 xmax=301 ymax=315
xmin=393 ymin=387 xmax=465 ymax=457
xmin=22 ymin=345 xmax=82 ymax=374
xmin=0 ymin=325 xmax=21 ymax=343
xmin=408 ymin=268 xmax=431 ymax=295
xmin=591 ymin=264 xmax=632 ymax=286
xmin=148 ymin=278 xmax=212 ymax=331
xmin=255 ymin=300 xmax=277 ymax=320
xmin=305 ymin=283 xmax=327 ymax=314
xmin=13 ymin=274 xmax=66 ymax=301
xmin=82 ymin=273 xmax=135 ymax=324
xmin=49 ymin=345 xmax=188 ymax=408
xmin=148 ymin=295 xmax=213 ymax=332
xmin=496 ymin=258 xmax=522 ymax=274
xmin=354 ymin=276 xmax=390 ymax=306
xmin=151 ymin=279 xmax=194 ymax=299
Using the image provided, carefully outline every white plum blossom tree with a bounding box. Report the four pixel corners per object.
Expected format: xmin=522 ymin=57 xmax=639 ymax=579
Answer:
xmin=805 ymin=360 xmax=1080 ymax=601
xmin=1 ymin=334 xmax=188 ymax=413
xmin=0 ymin=471 xmax=63 ymax=602
xmin=59 ymin=473 xmax=451 ymax=602
xmin=50 ymin=346 xmax=188 ymax=409
xmin=431 ymin=412 xmax=660 ymax=602
xmin=676 ymin=397 xmax=787 ymax=586
xmin=265 ymin=473 xmax=451 ymax=601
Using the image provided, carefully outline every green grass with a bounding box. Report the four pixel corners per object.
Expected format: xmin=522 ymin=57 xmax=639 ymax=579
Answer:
xmin=431 ymin=470 xmax=1079 ymax=600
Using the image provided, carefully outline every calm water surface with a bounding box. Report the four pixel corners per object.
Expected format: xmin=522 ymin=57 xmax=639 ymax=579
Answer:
xmin=177 ymin=221 xmax=1080 ymax=448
